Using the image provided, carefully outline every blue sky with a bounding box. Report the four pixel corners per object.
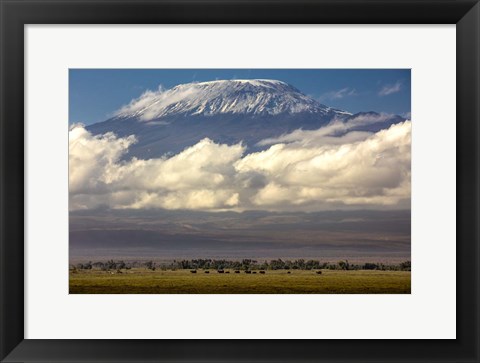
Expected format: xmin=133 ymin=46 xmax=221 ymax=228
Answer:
xmin=69 ymin=69 xmax=411 ymax=125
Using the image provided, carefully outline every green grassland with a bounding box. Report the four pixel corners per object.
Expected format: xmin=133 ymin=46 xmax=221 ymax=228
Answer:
xmin=69 ymin=269 xmax=411 ymax=294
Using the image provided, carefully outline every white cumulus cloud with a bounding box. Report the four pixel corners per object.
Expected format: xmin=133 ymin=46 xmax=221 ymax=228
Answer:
xmin=69 ymin=120 xmax=411 ymax=212
xmin=257 ymin=112 xmax=396 ymax=147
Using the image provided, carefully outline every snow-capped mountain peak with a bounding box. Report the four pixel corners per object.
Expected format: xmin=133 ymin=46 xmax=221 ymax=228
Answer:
xmin=86 ymin=79 xmax=404 ymax=160
xmin=115 ymin=79 xmax=350 ymax=121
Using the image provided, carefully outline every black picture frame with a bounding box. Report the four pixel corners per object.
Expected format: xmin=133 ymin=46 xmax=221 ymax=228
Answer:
xmin=1 ymin=0 xmax=479 ymax=362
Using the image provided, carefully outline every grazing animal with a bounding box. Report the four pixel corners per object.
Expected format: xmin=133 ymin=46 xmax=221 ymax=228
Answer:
xmin=245 ymin=270 xmax=252 ymax=274
xmin=190 ymin=270 xmax=197 ymax=273
xmin=252 ymin=271 xmax=257 ymax=274
xmin=287 ymin=271 xmax=291 ymax=274
xmin=234 ymin=270 xmax=240 ymax=274
xmin=259 ymin=270 xmax=266 ymax=274
xmin=316 ymin=271 xmax=322 ymax=274
xmin=204 ymin=270 xmax=210 ymax=274
xmin=225 ymin=271 xmax=230 ymax=274
xmin=217 ymin=269 xmax=225 ymax=273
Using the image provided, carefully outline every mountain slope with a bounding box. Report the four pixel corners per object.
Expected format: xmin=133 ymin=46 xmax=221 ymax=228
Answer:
xmin=86 ymin=79 xmax=402 ymax=159
xmin=114 ymin=79 xmax=350 ymax=120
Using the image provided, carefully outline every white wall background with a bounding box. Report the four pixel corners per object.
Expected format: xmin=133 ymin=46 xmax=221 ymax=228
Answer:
xmin=25 ymin=25 xmax=456 ymax=339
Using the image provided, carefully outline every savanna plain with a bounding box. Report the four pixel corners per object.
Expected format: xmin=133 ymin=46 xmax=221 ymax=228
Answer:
xmin=69 ymin=268 xmax=411 ymax=294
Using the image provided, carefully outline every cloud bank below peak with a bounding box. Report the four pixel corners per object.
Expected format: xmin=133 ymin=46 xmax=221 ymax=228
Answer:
xmin=69 ymin=118 xmax=411 ymax=212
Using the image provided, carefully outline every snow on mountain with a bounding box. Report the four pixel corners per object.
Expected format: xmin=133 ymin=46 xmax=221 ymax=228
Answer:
xmin=114 ymin=79 xmax=351 ymax=121
xmin=86 ymin=79 xmax=402 ymax=160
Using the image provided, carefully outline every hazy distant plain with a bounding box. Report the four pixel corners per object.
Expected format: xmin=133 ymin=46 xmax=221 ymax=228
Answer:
xmin=70 ymin=209 xmax=410 ymax=263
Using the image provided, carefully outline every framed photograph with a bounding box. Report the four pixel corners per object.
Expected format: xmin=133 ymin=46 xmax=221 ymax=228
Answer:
xmin=68 ymin=68 xmax=412 ymax=295
xmin=1 ymin=0 xmax=479 ymax=362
